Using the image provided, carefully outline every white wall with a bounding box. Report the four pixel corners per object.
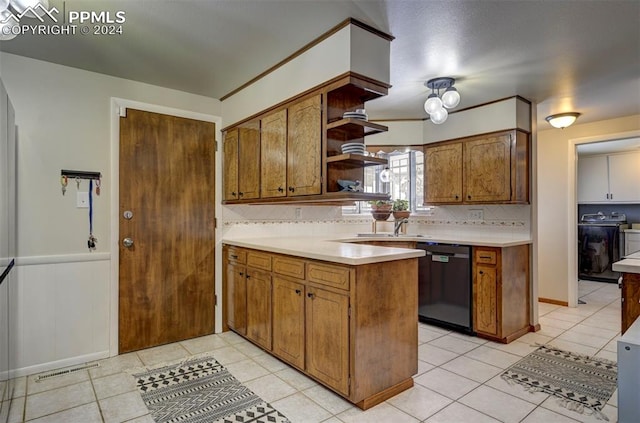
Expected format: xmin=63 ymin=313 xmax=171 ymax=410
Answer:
xmin=537 ymin=114 xmax=640 ymax=304
xmin=0 ymin=53 xmax=221 ymax=375
xmin=366 ymin=120 xmax=423 ymax=146
xmin=423 ymin=97 xmax=531 ymax=143
xmin=222 ymin=23 xmax=391 ymax=127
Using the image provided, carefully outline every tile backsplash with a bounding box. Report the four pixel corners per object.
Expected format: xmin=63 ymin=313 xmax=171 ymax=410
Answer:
xmin=222 ymin=204 xmax=531 ymax=240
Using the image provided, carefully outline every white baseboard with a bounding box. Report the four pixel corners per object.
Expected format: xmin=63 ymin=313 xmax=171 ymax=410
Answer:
xmin=10 ymin=350 xmax=110 ymax=379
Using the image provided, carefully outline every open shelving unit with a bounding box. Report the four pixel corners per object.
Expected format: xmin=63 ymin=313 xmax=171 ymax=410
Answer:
xmin=326 ymin=153 xmax=387 ymax=167
xmin=324 ymin=75 xmax=390 ymax=198
xmin=326 ymin=118 xmax=388 ymax=138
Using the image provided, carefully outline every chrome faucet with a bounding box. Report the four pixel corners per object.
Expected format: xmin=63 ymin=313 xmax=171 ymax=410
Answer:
xmin=394 ymin=218 xmax=409 ymax=237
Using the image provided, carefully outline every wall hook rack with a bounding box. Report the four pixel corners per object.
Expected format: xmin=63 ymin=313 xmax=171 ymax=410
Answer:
xmin=60 ymin=170 xmax=102 ymax=180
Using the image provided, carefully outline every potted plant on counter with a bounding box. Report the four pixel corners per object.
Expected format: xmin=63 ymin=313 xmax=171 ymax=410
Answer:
xmin=392 ymin=199 xmax=411 ymax=220
xmin=369 ymin=200 xmax=393 ymax=221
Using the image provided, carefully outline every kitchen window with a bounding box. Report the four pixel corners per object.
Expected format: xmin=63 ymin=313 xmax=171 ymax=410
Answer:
xmin=343 ymin=149 xmax=430 ymax=214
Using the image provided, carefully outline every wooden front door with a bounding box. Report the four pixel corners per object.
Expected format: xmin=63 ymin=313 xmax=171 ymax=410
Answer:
xmin=119 ymin=108 xmax=216 ymax=353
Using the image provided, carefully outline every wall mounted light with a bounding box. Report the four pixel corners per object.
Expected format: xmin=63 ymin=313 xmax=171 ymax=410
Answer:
xmin=424 ymin=77 xmax=460 ymax=124
xmin=545 ymin=112 xmax=581 ymax=129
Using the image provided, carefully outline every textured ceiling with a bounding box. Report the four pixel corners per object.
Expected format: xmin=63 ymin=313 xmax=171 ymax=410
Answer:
xmin=1 ymin=0 xmax=639 ymax=127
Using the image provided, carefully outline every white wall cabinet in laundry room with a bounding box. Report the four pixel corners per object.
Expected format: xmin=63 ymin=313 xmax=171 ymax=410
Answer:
xmin=578 ymin=151 xmax=640 ymax=203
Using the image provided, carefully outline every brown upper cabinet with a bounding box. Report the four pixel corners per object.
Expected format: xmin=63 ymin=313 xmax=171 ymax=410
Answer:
xmin=222 ymin=73 xmax=391 ymax=205
xmin=259 ymin=96 xmax=323 ymax=199
xmin=223 ymin=122 xmax=260 ymax=201
xmin=424 ymin=130 xmax=530 ymax=205
xmin=287 ymin=95 xmax=322 ymax=196
xmin=260 ymin=109 xmax=288 ymax=198
xmin=424 ymin=142 xmax=463 ymax=203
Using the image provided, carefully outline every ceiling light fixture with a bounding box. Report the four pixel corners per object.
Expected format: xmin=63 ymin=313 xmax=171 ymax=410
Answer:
xmin=424 ymin=77 xmax=460 ymax=124
xmin=545 ymin=112 xmax=581 ymax=129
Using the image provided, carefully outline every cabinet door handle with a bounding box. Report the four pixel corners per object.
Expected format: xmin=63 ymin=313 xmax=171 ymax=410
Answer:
xmin=246 ymin=274 xmax=251 ymax=279
xmin=611 ymin=193 xmax=614 ymax=199
xmin=239 ymin=272 xmax=244 ymax=276
xmin=295 ymin=289 xmax=301 ymax=295
xmin=307 ymin=292 xmax=315 ymax=299
xmin=455 ymin=195 xmax=459 ymax=199
xmin=278 ymin=186 xmax=284 ymax=193
xmin=289 ymin=186 xmax=295 ymax=193
xmin=479 ymin=270 xmax=484 ymax=275
xmin=231 ymin=191 xmax=237 ymax=197
xmin=467 ymin=195 xmax=472 ymax=199
xmin=479 ymin=255 xmax=492 ymax=259
xmin=238 ymin=192 xmax=244 ymax=197
xmin=230 ymin=254 xmax=238 ymax=259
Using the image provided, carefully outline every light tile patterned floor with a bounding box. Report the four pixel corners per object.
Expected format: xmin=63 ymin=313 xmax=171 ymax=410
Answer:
xmin=5 ymin=280 xmax=621 ymax=422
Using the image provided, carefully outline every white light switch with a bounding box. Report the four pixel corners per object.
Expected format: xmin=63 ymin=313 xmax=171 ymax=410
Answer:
xmin=77 ymin=192 xmax=89 ymax=208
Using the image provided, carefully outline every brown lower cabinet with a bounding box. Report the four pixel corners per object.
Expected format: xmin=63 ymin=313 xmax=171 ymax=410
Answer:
xmin=272 ymin=276 xmax=305 ymax=370
xmin=621 ymin=272 xmax=640 ymax=334
xmin=473 ymin=245 xmax=532 ymax=343
xmin=246 ymin=268 xmax=272 ymax=350
xmin=223 ymin=244 xmax=418 ymax=409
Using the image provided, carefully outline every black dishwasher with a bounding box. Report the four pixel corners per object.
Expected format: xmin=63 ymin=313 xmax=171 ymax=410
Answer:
xmin=417 ymin=242 xmax=473 ymax=334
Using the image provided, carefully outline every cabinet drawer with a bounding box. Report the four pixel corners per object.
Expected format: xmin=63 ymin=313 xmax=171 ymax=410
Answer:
xmin=273 ymin=256 xmax=306 ymax=279
xmin=247 ymin=251 xmax=272 ymax=271
xmin=227 ymin=247 xmax=246 ymax=264
xmin=307 ymin=263 xmax=351 ymax=290
xmin=475 ymin=249 xmax=497 ymax=265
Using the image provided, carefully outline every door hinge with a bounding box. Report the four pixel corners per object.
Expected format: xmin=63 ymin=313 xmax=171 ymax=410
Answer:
xmin=348 ymin=306 xmax=351 ymax=317
xmin=214 ymin=294 xmax=218 ymax=307
xmin=214 ymin=217 xmax=217 ymax=229
xmin=119 ymin=106 xmax=127 ymax=117
xmin=215 ymin=140 xmax=218 ymax=151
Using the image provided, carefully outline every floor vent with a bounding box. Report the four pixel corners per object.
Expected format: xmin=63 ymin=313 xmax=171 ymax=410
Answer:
xmin=36 ymin=362 xmax=100 ymax=382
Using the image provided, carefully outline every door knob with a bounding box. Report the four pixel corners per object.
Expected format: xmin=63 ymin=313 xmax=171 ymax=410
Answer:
xmin=122 ymin=237 xmax=134 ymax=248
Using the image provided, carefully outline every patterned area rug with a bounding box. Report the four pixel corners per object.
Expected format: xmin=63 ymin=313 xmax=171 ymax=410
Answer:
xmin=501 ymin=344 xmax=617 ymax=421
xmin=134 ymin=355 xmax=290 ymax=423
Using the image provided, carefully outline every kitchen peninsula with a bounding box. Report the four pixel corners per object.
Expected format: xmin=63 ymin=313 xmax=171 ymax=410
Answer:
xmin=222 ymin=237 xmax=424 ymax=409
xmin=222 ymin=233 xmax=533 ymax=408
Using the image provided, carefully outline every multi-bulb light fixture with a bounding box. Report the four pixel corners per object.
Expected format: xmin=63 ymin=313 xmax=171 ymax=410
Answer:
xmin=423 ymin=77 xmax=460 ymax=124
xmin=0 ymin=0 xmax=50 ymax=41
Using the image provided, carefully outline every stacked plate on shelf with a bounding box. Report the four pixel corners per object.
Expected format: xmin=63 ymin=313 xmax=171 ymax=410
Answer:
xmin=341 ymin=142 xmax=366 ymax=155
xmin=343 ymin=109 xmax=368 ymax=121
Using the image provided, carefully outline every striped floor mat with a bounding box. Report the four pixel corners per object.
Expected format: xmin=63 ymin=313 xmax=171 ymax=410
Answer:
xmin=134 ymin=355 xmax=290 ymax=423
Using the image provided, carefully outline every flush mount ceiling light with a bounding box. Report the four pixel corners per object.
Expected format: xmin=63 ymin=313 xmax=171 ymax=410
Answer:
xmin=545 ymin=112 xmax=581 ymax=129
xmin=424 ymin=77 xmax=460 ymax=124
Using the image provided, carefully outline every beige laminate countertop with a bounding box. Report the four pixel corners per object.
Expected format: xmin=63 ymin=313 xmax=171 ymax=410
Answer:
xmin=613 ymin=251 xmax=640 ymax=274
xmin=223 ymin=236 xmax=425 ymax=265
xmin=338 ymin=234 xmax=532 ymax=248
xmin=222 ymin=235 xmax=532 ymax=266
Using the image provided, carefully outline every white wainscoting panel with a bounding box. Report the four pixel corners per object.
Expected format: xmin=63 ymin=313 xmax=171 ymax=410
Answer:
xmin=11 ymin=256 xmax=110 ymax=376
